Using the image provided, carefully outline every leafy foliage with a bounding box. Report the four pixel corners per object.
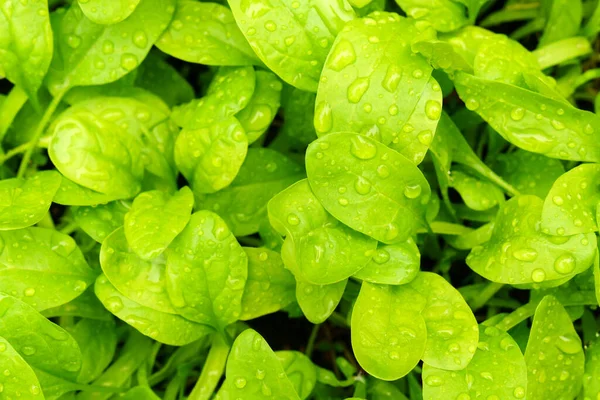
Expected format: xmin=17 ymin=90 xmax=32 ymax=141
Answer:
xmin=0 ymin=0 xmax=599 ymax=398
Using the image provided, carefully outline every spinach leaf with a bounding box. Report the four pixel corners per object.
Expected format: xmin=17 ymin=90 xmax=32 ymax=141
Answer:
xmin=165 ymin=211 xmax=248 ymax=331
xmin=0 ymin=171 xmax=61 ymax=230
xmin=524 ymin=295 xmax=585 ymax=399
xmin=306 ymin=133 xmax=431 ymax=244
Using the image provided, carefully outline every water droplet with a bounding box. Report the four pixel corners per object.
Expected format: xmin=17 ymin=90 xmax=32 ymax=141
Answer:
xmin=264 ymin=20 xmax=277 ymax=32
xmin=21 ymin=346 xmax=36 ymax=355
xmin=338 ymin=198 xmax=349 ymax=206
xmin=121 ymin=54 xmax=138 ymax=71
xmin=327 ymin=39 xmax=356 ymax=71
xmin=256 ymin=369 xmax=266 ymax=380
xmin=377 ymin=165 xmax=390 ymax=178
xmin=24 ymin=288 xmax=35 ymax=297
xmin=354 ymin=176 xmax=371 ymax=195
xmin=388 ymin=104 xmax=399 ymax=115
xmin=350 ymin=135 xmax=377 ymax=160
xmin=513 ymin=386 xmax=525 ymax=398
xmin=0 ymin=343 xmax=5 ymax=352
xmin=552 ymin=195 xmax=564 ymax=205
xmin=133 ymin=31 xmax=148 ymax=48
xmin=531 ymin=268 xmax=546 ymax=282
xmin=67 ymin=34 xmax=81 ymax=48
xmin=382 ymin=65 xmax=402 ymax=92
xmin=102 ymin=40 xmax=114 ymax=54
xmin=554 ymin=254 xmax=576 ymax=274
xmin=510 ymin=107 xmax=525 ymax=121
xmin=261 ymin=383 xmax=272 ymax=396
xmin=373 ymin=249 xmax=390 ymax=264
xmin=556 ymin=334 xmax=581 ymax=354
xmin=466 ymin=98 xmax=480 ymax=110
xmin=106 ymin=296 xmax=124 ymax=313
xmin=347 ymin=77 xmax=370 ymax=103
xmin=234 ymin=377 xmax=247 ymax=388
xmin=417 ymin=130 xmax=433 ymax=145
xmin=512 ymin=248 xmax=538 ymax=262
xmin=425 ymin=100 xmax=441 ymax=120
xmin=412 ymin=69 xmax=423 ymax=79
xmin=314 ymin=101 xmax=333 ymax=134
xmin=30 ymin=385 xmax=40 ymax=395
xmin=551 ymin=119 xmax=565 ymax=130
xmin=425 ymin=375 xmax=443 ymax=386
xmin=403 ymin=184 xmax=422 ymax=199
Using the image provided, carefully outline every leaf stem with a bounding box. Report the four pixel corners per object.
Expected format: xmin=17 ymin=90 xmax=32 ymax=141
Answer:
xmin=16 ymin=89 xmax=67 ymax=177
xmin=305 ymin=323 xmax=321 ymax=358
xmin=0 ymin=85 xmax=28 ymax=144
xmin=0 ymin=141 xmax=31 ymax=165
xmin=188 ymin=334 xmax=231 ymax=400
xmin=469 ymin=282 xmax=504 ymax=311
xmin=494 ymin=302 xmax=537 ymax=331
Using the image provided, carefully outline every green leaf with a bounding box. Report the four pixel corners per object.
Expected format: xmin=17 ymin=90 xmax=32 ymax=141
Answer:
xmin=0 ymin=0 xmax=53 ymax=101
xmin=236 ymin=70 xmax=282 ymax=144
xmin=0 ymin=227 xmax=96 ymax=311
xmin=165 ymin=210 xmax=248 ymax=331
xmin=157 ymin=1 xmax=260 ymax=66
xmin=134 ymin=51 xmax=194 ymax=107
xmin=172 ymin=66 xmax=256 ymax=130
xmin=539 ymin=0 xmax=582 ymax=46
xmin=0 ymin=294 xmax=82 ymax=381
xmin=70 ymin=318 xmax=117 ymax=384
xmin=541 ymin=163 xmax=600 ymax=236
xmin=276 ymin=351 xmax=317 ymax=400
xmin=41 ymin=287 xmax=111 ymax=321
xmin=53 ymin=176 xmax=122 ymax=206
xmin=77 ymin=0 xmax=141 ymax=24
xmin=48 ymin=98 xmax=149 ymax=199
xmin=268 ymin=179 xmax=376 ymax=284
xmin=306 ymin=133 xmax=431 ymax=244
xmin=583 ymin=336 xmax=600 ymax=399
xmin=198 ymin=148 xmax=304 ymax=237
xmin=95 ymin=274 xmax=213 ymax=345
xmin=394 ymin=0 xmax=469 ymax=32
xmin=422 ymin=324 xmax=527 ymax=400
xmin=493 ymin=149 xmax=564 ymax=198
xmin=73 ymin=201 xmax=129 ymax=243
xmin=410 ymin=272 xmax=478 ymax=370
xmin=46 ymin=0 xmax=175 ymax=92
xmin=279 ymin=85 xmax=318 ymax=146
xmin=174 ymin=117 xmax=248 ymax=194
xmin=119 ymin=386 xmax=161 ymax=400
xmin=467 ymin=195 xmax=596 ymax=285
xmin=351 ymin=281 xmax=427 ymax=380
xmin=100 ymin=227 xmax=176 ymax=314
xmin=221 ymin=329 xmax=301 ymax=400
xmin=454 ymin=72 xmax=600 ymax=162
xmin=0 ymin=335 xmax=44 ymax=399
xmin=524 ymin=295 xmax=585 ymax=400
xmin=228 ymin=0 xmax=356 ymax=92
xmin=0 ymin=171 xmax=61 ymax=230
xmin=353 ymin=239 xmax=420 ymax=285
xmin=315 ymin=14 xmax=441 ymax=165
xmin=239 ymin=247 xmax=296 ymax=321
xmin=451 ymin=167 xmax=505 ymax=211
xmin=124 ymin=187 xmax=194 ymax=260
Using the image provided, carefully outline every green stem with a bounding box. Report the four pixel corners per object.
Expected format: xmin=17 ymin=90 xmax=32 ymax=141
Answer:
xmin=329 ymin=312 xmax=349 ymax=327
xmin=469 ymin=282 xmax=504 ymax=311
xmin=494 ymin=302 xmax=537 ymax=331
xmin=188 ymin=334 xmax=231 ymax=400
xmin=0 ymin=85 xmax=28 ymax=144
xmin=0 ymin=141 xmax=31 ymax=164
xmin=305 ymin=324 xmax=321 ymax=358
xmin=17 ymin=89 xmax=67 ymax=177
